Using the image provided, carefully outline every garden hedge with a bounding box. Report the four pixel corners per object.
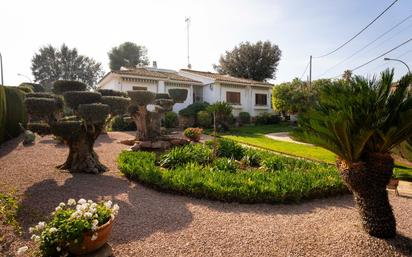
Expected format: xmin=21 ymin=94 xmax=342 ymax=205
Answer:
xmin=3 ymin=86 xmax=27 ymax=141
xmin=118 ymin=141 xmax=349 ymax=204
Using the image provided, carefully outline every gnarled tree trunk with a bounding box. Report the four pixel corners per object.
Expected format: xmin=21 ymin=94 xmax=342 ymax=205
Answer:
xmin=337 ymin=153 xmax=396 ymax=238
xmin=57 ymin=125 xmax=107 ymax=174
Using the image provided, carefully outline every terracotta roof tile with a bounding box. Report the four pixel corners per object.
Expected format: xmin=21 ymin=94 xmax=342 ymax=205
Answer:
xmin=112 ymin=68 xmax=201 ymax=83
xmin=180 ymin=69 xmax=272 ymax=86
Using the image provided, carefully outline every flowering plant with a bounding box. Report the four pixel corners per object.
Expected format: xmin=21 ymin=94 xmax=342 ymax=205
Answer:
xmin=183 ymin=127 xmax=203 ymax=142
xmin=29 ymin=199 xmax=119 ymax=257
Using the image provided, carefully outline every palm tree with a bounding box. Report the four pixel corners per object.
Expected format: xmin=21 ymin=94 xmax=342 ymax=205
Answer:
xmin=293 ymin=69 xmax=412 ymax=238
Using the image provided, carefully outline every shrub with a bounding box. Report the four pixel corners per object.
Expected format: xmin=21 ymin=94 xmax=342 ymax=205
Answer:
xmin=19 ymin=83 xmax=45 ymax=92
xmin=210 ymin=157 xmax=238 ymax=173
xmin=97 ymin=89 xmax=126 ymax=97
xmin=18 ymin=86 xmax=33 ymax=94
xmin=183 ymin=127 xmax=203 ymax=142
xmin=179 ymin=102 xmax=210 ymax=126
xmin=261 ymin=156 xmax=284 ymax=172
xmin=164 ymin=111 xmax=178 ymax=128
xmin=0 ymin=86 xmax=6 ymax=143
xmin=118 ymin=147 xmax=348 ymax=203
xmin=255 ymin=112 xmax=281 ymax=125
xmin=53 ymin=80 xmax=87 ymax=94
xmin=241 ymin=148 xmax=262 ymax=167
xmin=110 ymin=115 xmax=136 ymax=131
xmin=206 ymin=101 xmax=233 ymax=131
xmin=239 ymin=112 xmax=251 ymax=124
xmin=4 ymin=86 xmax=27 ymax=139
xmin=63 ymin=91 xmax=102 ymax=110
xmin=168 ymin=89 xmax=188 ymax=103
xmin=160 ymin=144 xmax=212 ymax=169
xmin=127 ymin=90 xmax=156 ymax=106
xmin=215 ymin=138 xmax=244 ymax=160
xmin=196 ymin=110 xmax=212 ymax=128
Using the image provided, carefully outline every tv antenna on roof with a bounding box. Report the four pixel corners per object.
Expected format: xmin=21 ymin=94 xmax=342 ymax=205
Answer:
xmin=185 ymin=17 xmax=191 ymax=69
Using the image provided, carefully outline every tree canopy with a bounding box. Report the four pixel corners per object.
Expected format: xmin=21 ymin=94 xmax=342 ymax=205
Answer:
xmin=108 ymin=42 xmax=149 ymax=70
xmin=214 ymin=41 xmax=281 ymax=81
xmin=31 ymin=44 xmax=103 ymax=91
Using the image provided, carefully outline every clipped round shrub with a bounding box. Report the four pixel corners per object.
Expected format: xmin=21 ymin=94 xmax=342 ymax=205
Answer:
xmin=168 ymin=89 xmax=188 ymax=103
xmin=127 ymin=90 xmax=156 ymax=106
xmin=164 ymin=111 xmax=178 ymax=128
xmin=53 ymin=80 xmax=87 ymax=94
xmin=155 ymin=93 xmax=171 ymax=100
xmin=239 ymin=112 xmax=251 ymax=124
xmin=77 ymin=103 xmax=109 ymax=124
xmin=255 ymin=113 xmax=281 ymax=125
xmin=101 ymin=96 xmax=130 ymax=115
xmin=19 ymin=83 xmax=44 ymax=92
xmin=179 ymin=102 xmax=209 ymax=118
xmin=110 ymin=115 xmax=136 ymax=131
xmin=25 ymin=97 xmax=60 ymax=116
xmin=155 ymin=99 xmax=174 ymax=111
xmin=184 ymin=127 xmax=203 ymax=142
xmin=63 ymin=91 xmax=102 ymax=110
xmin=51 ymin=121 xmax=83 ymax=141
xmin=197 ymin=111 xmax=212 ymax=128
xmin=27 ymin=122 xmax=50 ymax=136
xmin=26 ymin=93 xmax=54 ymax=99
xmin=18 ymin=86 xmax=33 ymax=94
xmin=97 ymin=89 xmax=126 ymax=97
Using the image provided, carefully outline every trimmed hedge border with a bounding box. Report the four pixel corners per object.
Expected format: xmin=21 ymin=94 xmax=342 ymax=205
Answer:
xmin=118 ymin=143 xmax=349 ymax=204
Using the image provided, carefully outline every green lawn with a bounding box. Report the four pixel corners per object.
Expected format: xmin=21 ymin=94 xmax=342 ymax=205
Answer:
xmin=220 ymin=123 xmax=412 ymax=181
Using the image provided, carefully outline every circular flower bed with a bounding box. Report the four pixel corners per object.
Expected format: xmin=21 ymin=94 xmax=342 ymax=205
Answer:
xmin=118 ymin=139 xmax=349 ymax=203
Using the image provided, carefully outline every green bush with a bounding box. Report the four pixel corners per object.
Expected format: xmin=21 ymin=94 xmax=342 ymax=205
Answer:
xmin=206 ymin=102 xmax=233 ymax=131
xmin=197 ymin=110 xmax=212 ymax=128
xmin=97 ymin=89 xmax=126 ymax=97
xmin=19 ymin=83 xmax=45 ymax=92
xmin=215 ymin=138 xmax=244 ymax=160
xmin=4 ymin=86 xmax=27 ymax=139
xmin=160 ymin=144 xmax=212 ymax=169
xmin=255 ymin=113 xmax=281 ymax=125
xmin=210 ymin=157 xmax=238 ymax=173
xmin=63 ymin=91 xmax=102 ymax=110
xmin=241 ymin=148 xmax=262 ymax=167
xmin=164 ymin=111 xmax=178 ymax=128
xmin=0 ymin=86 xmax=6 ymax=143
xmin=18 ymin=86 xmax=33 ymax=94
xmin=168 ymin=89 xmax=188 ymax=103
xmin=239 ymin=112 xmax=251 ymax=124
xmin=101 ymin=96 xmax=130 ymax=116
xmin=183 ymin=127 xmax=203 ymax=142
xmin=77 ymin=104 xmax=109 ymax=124
xmin=110 ymin=115 xmax=136 ymax=131
xmin=261 ymin=156 xmax=284 ymax=172
xmin=53 ymin=80 xmax=87 ymax=94
xmin=179 ymin=102 xmax=209 ymax=119
xmin=118 ymin=147 xmax=348 ymax=203
xmin=128 ymin=90 xmax=156 ymax=106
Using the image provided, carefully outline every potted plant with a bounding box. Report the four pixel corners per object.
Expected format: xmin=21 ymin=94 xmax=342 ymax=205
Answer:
xmin=29 ymin=199 xmax=119 ymax=256
xmin=184 ymin=127 xmax=203 ymax=142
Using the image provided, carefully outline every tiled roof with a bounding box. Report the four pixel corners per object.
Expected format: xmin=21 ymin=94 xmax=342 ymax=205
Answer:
xmin=180 ymin=69 xmax=272 ymax=86
xmin=110 ymin=68 xmax=201 ymax=84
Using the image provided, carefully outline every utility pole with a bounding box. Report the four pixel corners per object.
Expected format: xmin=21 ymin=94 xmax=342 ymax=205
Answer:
xmin=0 ymin=52 xmax=3 ymax=85
xmin=309 ymin=55 xmax=312 ymax=87
xmin=185 ymin=17 xmax=191 ymax=69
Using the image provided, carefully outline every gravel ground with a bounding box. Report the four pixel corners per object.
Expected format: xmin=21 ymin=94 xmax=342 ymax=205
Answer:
xmin=0 ymin=132 xmax=412 ymax=257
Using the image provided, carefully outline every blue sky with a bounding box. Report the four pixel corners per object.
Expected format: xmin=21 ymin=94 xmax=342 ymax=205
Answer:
xmin=0 ymin=0 xmax=411 ymax=86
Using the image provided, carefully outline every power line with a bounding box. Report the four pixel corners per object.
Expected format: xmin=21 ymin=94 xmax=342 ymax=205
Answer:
xmin=351 ymin=37 xmax=412 ymax=72
xmin=299 ymin=60 xmax=310 ymax=80
xmin=367 ymin=47 xmax=412 ymax=72
xmin=317 ymin=14 xmax=412 ymax=78
xmin=313 ymin=0 xmax=399 ymax=58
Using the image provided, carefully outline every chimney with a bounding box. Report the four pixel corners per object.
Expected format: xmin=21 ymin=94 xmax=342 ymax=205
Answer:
xmin=152 ymin=61 xmax=157 ymax=68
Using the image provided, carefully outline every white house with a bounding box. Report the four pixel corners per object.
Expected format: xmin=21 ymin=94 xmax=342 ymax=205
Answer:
xmin=97 ymin=66 xmax=273 ymax=116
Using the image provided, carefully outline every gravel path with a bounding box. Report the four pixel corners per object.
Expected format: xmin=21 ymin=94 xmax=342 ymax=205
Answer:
xmin=1 ymin=132 xmax=412 ymax=257
xmin=265 ymin=132 xmax=312 ymax=145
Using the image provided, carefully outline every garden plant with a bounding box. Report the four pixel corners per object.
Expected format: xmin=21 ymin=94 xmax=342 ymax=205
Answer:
xmin=293 ymin=69 xmax=412 ymax=238
xmin=24 ymin=80 xmax=129 ymax=173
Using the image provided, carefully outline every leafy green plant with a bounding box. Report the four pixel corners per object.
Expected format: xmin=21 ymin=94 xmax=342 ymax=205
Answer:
xmin=183 ymin=127 xmax=203 ymax=142
xmin=261 ymin=156 xmax=284 ymax=172
xmin=293 ymin=69 xmax=412 ymax=238
xmin=206 ymin=101 xmax=233 ymax=131
xmin=215 ymin=139 xmax=244 ymax=160
xmin=160 ymin=144 xmax=212 ymax=169
xmin=0 ymin=192 xmax=20 ymax=232
xmin=110 ymin=115 xmax=136 ymax=131
xmin=29 ymin=199 xmax=119 ymax=257
xmin=255 ymin=113 xmax=281 ymax=125
xmin=238 ymin=112 xmax=251 ymax=124
xmin=164 ymin=111 xmax=178 ymax=128
xmin=241 ymin=148 xmax=262 ymax=167
xmin=210 ymin=157 xmax=238 ymax=173
xmin=197 ymin=110 xmax=212 ymax=128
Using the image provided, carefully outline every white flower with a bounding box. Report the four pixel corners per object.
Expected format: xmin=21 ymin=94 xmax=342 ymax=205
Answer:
xmin=67 ymin=199 xmax=76 ymax=206
xmin=70 ymin=210 xmax=82 ymax=219
xmin=55 ymin=206 xmax=62 ymax=212
xmin=56 ymin=246 xmax=61 ymax=252
xmin=78 ymin=199 xmax=86 ymax=204
xmin=104 ymin=200 xmax=112 ymax=209
xmin=91 ymin=219 xmax=99 ymax=231
xmin=90 ymin=203 xmax=97 ymax=209
xmin=30 ymin=234 xmax=37 ymax=241
xmin=29 ymin=227 xmax=35 ymax=233
xmin=91 ymin=233 xmax=98 ymax=241
xmin=112 ymin=203 xmax=119 ymax=212
xmin=76 ymin=204 xmax=87 ymax=212
xmin=49 ymin=227 xmax=58 ymax=233
xmin=89 ymin=208 xmax=97 ymax=214
xmin=37 ymin=221 xmax=45 ymax=230
xmin=16 ymin=246 xmax=28 ymax=255
xmin=33 ymin=235 xmax=40 ymax=242
xmin=59 ymin=202 xmax=65 ymax=208
xmin=84 ymin=212 xmax=92 ymax=219
xmin=87 ymin=200 xmax=93 ymax=204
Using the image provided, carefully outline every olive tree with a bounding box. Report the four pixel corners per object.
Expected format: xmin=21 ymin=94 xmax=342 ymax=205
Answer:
xmin=24 ymin=80 xmax=129 ymax=174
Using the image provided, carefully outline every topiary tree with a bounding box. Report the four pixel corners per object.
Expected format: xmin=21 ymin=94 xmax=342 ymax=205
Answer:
xmin=293 ymin=69 xmax=412 ymax=238
xmin=128 ymin=89 xmax=187 ymax=141
xmin=98 ymin=89 xmax=130 ymax=132
xmin=24 ymin=80 xmax=129 ymax=174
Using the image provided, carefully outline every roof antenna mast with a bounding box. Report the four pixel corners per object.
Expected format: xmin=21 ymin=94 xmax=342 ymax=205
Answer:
xmin=185 ymin=17 xmax=191 ymax=69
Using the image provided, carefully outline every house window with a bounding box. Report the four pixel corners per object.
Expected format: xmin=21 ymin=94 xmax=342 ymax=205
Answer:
xmin=226 ymin=91 xmax=241 ymax=105
xmin=133 ymin=86 xmax=147 ymax=91
xmin=255 ymin=94 xmax=267 ymax=106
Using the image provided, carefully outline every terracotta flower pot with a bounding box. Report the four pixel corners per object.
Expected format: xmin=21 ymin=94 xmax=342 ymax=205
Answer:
xmin=69 ymin=217 xmax=114 ymax=255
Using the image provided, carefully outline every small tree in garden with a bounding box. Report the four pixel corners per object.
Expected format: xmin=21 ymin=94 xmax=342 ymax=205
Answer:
xmin=98 ymin=89 xmax=130 ymax=132
xmin=206 ymin=102 xmax=233 ymax=132
xmin=24 ymin=80 xmax=129 ymax=173
xmin=293 ymin=69 xmax=412 ymax=238
xmin=128 ymin=89 xmax=187 ymax=141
